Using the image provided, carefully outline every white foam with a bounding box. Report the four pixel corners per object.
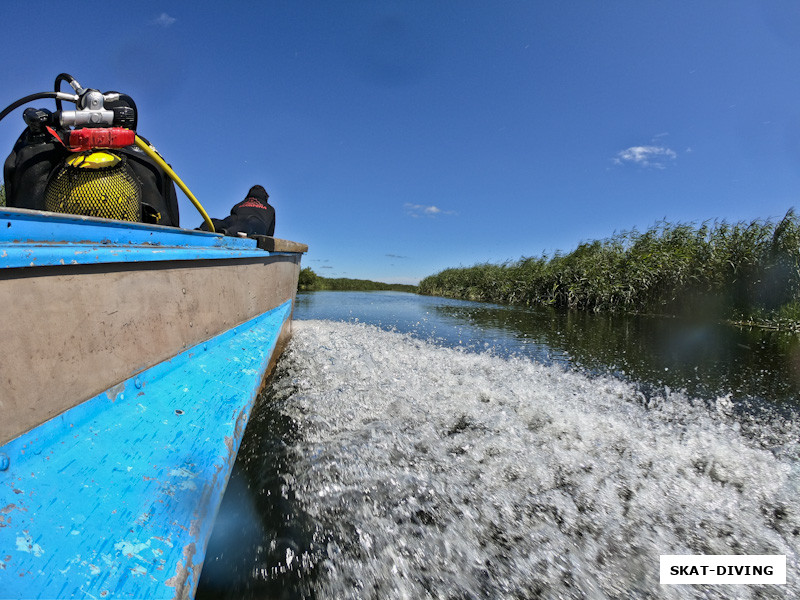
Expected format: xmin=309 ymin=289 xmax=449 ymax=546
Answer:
xmin=270 ymin=320 xmax=800 ymax=598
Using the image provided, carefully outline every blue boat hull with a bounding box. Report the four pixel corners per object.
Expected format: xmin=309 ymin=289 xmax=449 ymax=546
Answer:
xmin=0 ymin=208 xmax=306 ymax=598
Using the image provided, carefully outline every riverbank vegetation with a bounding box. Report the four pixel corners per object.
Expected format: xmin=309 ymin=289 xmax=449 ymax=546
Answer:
xmin=419 ymin=211 xmax=800 ymax=331
xmin=298 ymin=267 xmax=418 ymax=293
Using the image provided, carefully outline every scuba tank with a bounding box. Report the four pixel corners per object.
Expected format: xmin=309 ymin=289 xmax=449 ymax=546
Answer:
xmin=1 ymin=73 xmax=212 ymax=230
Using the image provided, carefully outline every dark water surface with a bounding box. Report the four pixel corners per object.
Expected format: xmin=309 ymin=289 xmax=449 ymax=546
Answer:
xmin=197 ymin=291 xmax=800 ymax=599
xmin=298 ymin=291 xmax=800 ymax=407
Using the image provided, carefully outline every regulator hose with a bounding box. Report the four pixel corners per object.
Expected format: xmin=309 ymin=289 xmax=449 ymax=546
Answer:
xmin=54 ymin=73 xmax=83 ymax=112
xmin=134 ymin=135 xmax=215 ymax=233
xmin=0 ymin=91 xmax=76 ymax=124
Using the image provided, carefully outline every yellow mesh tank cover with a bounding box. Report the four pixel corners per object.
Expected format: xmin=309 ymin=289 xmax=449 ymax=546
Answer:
xmin=45 ymin=151 xmax=142 ymax=221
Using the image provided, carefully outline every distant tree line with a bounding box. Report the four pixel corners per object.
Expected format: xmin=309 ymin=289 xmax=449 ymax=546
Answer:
xmin=298 ymin=267 xmax=418 ymax=293
xmin=418 ymin=211 xmax=800 ymax=330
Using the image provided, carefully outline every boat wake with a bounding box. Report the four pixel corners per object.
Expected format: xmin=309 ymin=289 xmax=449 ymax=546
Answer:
xmin=208 ymin=320 xmax=800 ymax=599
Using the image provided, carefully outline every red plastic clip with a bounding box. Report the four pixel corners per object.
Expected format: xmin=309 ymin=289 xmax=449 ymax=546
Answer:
xmin=68 ymin=128 xmax=135 ymax=151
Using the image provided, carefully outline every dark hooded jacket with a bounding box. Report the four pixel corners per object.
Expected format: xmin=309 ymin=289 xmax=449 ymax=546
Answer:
xmin=200 ymin=185 xmax=275 ymax=237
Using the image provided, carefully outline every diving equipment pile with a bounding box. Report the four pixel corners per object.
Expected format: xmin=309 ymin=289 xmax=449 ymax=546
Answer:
xmin=1 ymin=73 xmax=214 ymax=231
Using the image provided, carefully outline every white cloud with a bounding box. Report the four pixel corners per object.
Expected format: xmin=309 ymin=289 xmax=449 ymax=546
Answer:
xmin=614 ymin=145 xmax=677 ymax=169
xmin=154 ymin=13 xmax=177 ymax=27
xmin=404 ymin=203 xmax=456 ymax=218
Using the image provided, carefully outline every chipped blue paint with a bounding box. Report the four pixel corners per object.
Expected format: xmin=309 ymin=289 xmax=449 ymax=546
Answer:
xmin=0 ymin=208 xmax=270 ymax=268
xmin=0 ymin=300 xmax=292 ymax=599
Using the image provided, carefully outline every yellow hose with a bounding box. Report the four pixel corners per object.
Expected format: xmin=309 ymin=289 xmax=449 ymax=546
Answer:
xmin=134 ymin=135 xmax=215 ymax=233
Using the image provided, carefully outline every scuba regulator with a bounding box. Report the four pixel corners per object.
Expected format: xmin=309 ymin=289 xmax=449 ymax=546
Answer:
xmin=1 ymin=73 xmax=213 ymax=230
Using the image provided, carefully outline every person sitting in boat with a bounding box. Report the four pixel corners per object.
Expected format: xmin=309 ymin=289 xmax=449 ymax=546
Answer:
xmin=199 ymin=184 xmax=275 ymax=237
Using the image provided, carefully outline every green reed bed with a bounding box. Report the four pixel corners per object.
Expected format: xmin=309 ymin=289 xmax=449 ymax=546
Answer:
xmin=419 ymin=210 xmax=800 ymax=330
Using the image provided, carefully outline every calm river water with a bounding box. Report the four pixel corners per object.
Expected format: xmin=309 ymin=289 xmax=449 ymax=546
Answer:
xmin=197 ymin=291 xmax=799 ymax=599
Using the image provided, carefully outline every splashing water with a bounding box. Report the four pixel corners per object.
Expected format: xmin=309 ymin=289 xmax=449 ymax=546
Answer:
xmin=249 ymin=320 xmax=800 ymax=598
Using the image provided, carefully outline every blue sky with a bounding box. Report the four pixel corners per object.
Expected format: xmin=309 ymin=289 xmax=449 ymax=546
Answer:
xmin=3 ymin=1 xmax=800 ymax=284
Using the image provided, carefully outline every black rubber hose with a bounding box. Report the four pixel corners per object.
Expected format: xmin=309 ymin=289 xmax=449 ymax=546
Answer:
xmin=0 ymin=92 xmax=62 ymax=125
xmin=54 ymin=73 xmax=78 ymax=112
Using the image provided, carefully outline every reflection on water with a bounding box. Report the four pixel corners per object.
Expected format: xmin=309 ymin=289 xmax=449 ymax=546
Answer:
xmin=197 ymin=291 xmax=800 ymax=599
xmin=433 ymin=303 xmax=800 ymax=410
xmin=296 ymin=291 xmax=800 ymax=407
